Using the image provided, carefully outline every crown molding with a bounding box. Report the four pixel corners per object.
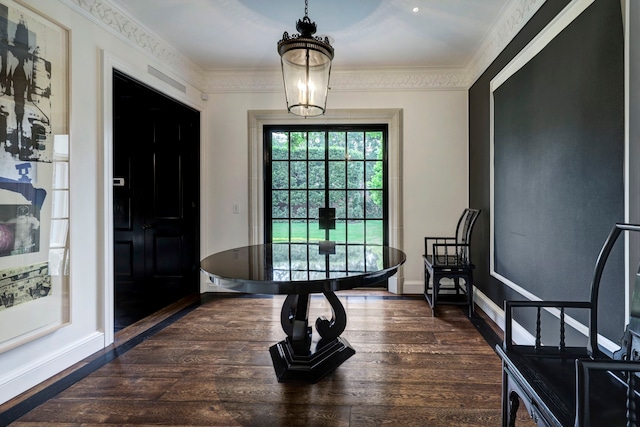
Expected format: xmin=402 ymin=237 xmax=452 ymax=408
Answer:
xmin=61 ymin=0 xmax=545 ymax=93
xmin=466 ymin=0 xmax=547 ymax=84
xmin=202 ymin=68 xmax=470 ymax=93
xmin=331 ymin=68 xmax=470 ymax=91
xmin=62 ymin=0 xmax=205 ymax=90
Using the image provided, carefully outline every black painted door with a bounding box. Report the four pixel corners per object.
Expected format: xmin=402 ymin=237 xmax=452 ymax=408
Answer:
xmin=113 ymin=70 xmax=199 ymax=330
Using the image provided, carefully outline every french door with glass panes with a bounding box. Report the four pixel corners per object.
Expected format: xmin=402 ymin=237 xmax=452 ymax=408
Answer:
xmin=264 ymin=125 xmax=388 ymax=246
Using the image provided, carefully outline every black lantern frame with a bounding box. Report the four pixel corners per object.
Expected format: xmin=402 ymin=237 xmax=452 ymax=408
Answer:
xmin=277 ymin=1 xmax=334 ymax=117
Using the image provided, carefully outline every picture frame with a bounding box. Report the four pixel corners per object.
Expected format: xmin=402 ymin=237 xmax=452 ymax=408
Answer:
xmin=0 ymin=0 xmax=69 ymax=352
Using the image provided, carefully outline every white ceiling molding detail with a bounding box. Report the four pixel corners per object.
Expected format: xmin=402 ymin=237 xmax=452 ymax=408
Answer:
xmin=63 ymin=0 xmax=544 ymax=92
xmin=202 ymin=68 xmax=471 ymax=93
xmin=201 ymin=70 xmax=282 ymax=93
xmin=63 ymin=0 xmax=205 ymax=90
xmin=466 ymin=0 xmax=547 ymax=84
xmin=330 ymin=68 xmax=471 ymax=92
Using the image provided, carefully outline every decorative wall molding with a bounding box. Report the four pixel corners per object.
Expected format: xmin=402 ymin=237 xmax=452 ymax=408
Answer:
xmin=62 ymin=0 xmax=545 ymax=92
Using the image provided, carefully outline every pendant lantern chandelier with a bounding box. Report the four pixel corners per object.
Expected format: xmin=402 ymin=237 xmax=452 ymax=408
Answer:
xmin=277 ymin=0 xmax=334 ymax=117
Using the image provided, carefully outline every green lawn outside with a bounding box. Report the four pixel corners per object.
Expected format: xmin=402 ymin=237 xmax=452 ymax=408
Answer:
xmin=272 ymin=220 xmax=383 ymax=244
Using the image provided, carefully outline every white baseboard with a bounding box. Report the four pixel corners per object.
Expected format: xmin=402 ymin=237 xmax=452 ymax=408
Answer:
xmin=0 ymin=332 xmax=105 ymax=404
xmin=401 ymin=279 xmax=424 ymax=295
xmin=474 ymin=288 xmax=536 ymax=346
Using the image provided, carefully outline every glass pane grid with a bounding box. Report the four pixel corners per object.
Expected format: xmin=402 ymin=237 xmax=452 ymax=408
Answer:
xmin=268 ymin=128 xmax=386 ymax=247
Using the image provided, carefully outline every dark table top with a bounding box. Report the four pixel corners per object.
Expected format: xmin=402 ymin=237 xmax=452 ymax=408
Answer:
xmin=201 ymin=242 xmax=406 ymax=294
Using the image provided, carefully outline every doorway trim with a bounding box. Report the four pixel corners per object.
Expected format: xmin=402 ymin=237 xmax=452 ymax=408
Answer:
xmin=100 ymin=50 xmax=202 ymax=346
xmin=248 ymin=109 xmax=404 ymax=292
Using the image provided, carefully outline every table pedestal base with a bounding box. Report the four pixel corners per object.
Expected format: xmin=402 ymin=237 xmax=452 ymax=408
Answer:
xmin=269 ymin=336 xmax=355 ymax=383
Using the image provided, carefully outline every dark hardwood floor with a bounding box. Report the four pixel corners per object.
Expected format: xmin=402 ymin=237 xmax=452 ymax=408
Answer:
xmin=0 ymin=291 xmax=536 ymax=426
xmin=114 ymin=284 xmax=196 ymax=332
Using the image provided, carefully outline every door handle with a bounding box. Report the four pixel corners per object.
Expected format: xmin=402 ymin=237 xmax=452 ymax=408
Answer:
xmin=142 ymin=223 xmax=156 ymax=230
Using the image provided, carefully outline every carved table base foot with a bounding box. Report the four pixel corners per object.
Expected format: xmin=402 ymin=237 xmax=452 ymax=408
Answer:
xmin=269 ymin=336 xmax=356 ymax=383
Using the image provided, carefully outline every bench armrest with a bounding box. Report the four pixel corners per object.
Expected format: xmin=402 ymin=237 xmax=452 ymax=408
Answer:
xmin=503 ymin=300 xmax=592 ymax=351
xmin=575 ymin=359 xmax=640 ymax=427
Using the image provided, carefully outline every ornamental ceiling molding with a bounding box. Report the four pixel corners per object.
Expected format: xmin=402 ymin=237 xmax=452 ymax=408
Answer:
xmin=201 ymin=68 xmax=471 ymax=93
xmin=64 ymin=0 xmax=545 ymax=93
xmin=331 ymin=68 xmax=470 ymax=92
xmin=466 ymin=0 xmax=546 ymax=84
xmin=63 ymin=0 xmax=205 ymax=90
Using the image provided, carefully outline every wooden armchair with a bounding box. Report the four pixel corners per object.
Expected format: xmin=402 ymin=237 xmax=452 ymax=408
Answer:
xmin=423 ymin=208 xmax=480 ymax=317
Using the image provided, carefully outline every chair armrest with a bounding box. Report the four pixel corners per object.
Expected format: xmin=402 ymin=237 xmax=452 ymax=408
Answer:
xmin=575 ymin=359 xmax=640 ymax=427
xmin=503 ymin=300 xmax=592 ymax=351
xmin=424 ymin=237 xmax=456 ymax=255
xmin=424 ymin=236 xmax=456 ymax=241
xmin=430 ymin=243 xmax=471 ymax=266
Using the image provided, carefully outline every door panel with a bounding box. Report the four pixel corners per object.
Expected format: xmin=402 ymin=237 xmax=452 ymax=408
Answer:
xmin=152 ymin=235 xmax=182 ymax=276
xmin=153 ymin=151 xmax=182 ymax=218
xmin=114 ymin=241 xmax=133 ymax=276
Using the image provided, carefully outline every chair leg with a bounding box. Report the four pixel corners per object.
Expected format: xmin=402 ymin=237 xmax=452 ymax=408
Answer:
xmin=423 ymin=269 xmax=475 ymax=317
xmin=424 ymin=267 xmax=438 ymax=316
xmin=424 ymin=269 xmax=430 ymax=295
xmin=431 ymin=275 xmax=439 ymax=317
xmin=466 ymin=272 xmax=474 ymax=317
xmin=423 ymin=268 xmax=430 ymax=299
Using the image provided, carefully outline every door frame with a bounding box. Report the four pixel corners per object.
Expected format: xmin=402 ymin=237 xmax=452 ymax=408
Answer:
xmin=101 ymin=51 xmax=202 ymax=345
xmin=248 ymin=109 xmax=404 ymax=292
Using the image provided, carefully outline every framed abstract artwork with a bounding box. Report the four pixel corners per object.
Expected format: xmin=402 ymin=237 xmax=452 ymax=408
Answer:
xmin=0 ymin=0 xmax=69 ymax=352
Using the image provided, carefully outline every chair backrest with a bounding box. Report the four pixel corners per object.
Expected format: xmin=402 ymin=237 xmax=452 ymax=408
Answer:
xmin=455 ymin=208 xmax=481 ymax=245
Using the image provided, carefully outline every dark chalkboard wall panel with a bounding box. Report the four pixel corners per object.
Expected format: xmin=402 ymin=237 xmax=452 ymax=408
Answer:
xmin=491 ymin=0 xmax=624 ymax=340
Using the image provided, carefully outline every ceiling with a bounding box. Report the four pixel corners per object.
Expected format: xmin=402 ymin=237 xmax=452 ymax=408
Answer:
xmin=108 ymin=0 xmax=511 ymax=72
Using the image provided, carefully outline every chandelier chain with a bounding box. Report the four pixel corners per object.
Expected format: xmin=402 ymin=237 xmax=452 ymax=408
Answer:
xmin=305 ymin=0 xmax=308 ymax=18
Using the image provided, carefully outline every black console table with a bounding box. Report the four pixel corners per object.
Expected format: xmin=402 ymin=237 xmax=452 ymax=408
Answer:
xmin=200 ymin=242 xmax=406 ymax=383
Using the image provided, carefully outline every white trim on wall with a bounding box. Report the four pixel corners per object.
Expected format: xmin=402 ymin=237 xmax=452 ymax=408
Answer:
xmin=100 ymin=50 xmax=115 ymax=347
xmin=247 ymin=109 xmax=405 ymax=293
xmin=0 ymin=331 xmax=104 ymax=404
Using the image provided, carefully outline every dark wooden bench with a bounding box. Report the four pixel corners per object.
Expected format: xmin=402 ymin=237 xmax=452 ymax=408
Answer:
xmin=497 ymin=223 xmax=640 ymax=426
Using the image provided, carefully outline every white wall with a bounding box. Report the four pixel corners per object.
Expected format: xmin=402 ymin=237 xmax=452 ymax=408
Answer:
xmin=0 ymin=0 xmax=468 ymax=405
xmin=204 ymin=88 xmax=469 ymax=294
xmin=0 ymin=0 xmax=206 ymax=404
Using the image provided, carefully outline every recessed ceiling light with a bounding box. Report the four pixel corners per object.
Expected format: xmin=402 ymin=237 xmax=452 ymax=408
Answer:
xmin=412 ymin=7 xmax=419 ymax=13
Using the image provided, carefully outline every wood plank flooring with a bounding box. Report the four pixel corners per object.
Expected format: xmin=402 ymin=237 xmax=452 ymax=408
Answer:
xmin=1 ymin=291 xmax=536 ymax=426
